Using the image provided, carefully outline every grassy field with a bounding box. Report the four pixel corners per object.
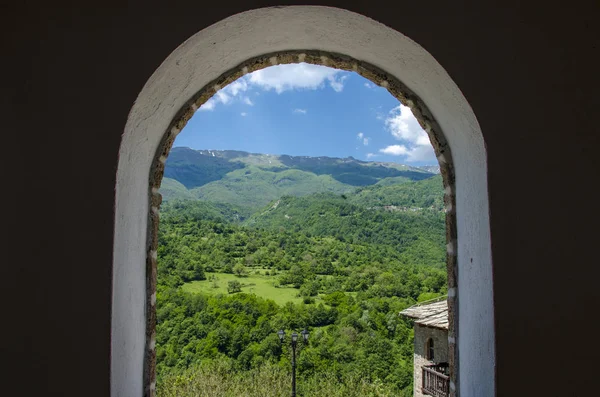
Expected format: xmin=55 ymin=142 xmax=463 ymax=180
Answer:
xmin=182 ymin=272 xmax=305 ymax=305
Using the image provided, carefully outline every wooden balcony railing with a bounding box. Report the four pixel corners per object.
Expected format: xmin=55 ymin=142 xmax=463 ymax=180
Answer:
xmin=422 ymin=363 xmax=449 ymax=397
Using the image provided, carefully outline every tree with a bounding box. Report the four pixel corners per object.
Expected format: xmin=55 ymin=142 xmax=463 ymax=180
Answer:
xmin=227 ymin=280 xmax=242 ymax=293
xmin=233 ymin=263 xmax=248 ymax=277
xmin=300 ymin=280 xmax=320 ymax=297
xmin=192 ymin=262 xmax=206 ymax=280
xmin=279 ymin=265 xmax=305 ymax=288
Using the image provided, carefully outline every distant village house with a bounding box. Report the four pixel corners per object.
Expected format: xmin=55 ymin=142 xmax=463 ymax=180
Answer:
xmin=400 ymin=298 xmax=449 ymax=397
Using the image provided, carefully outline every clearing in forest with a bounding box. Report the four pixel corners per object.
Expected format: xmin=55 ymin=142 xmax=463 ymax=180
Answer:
xmin=182 ymin=272 xmax=308 ymax=305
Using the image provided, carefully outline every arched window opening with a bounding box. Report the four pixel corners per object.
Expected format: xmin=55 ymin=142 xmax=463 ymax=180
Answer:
xmin=427 ymin=338 xmax=435 ymax=361
xmin=113 ymin=6 xmax=495 ymax=397
xmin=154 ymin=62 xmax=447 ymax=396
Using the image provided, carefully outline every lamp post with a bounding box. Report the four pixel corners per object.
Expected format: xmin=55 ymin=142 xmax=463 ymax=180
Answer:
xmin=278 ymin=328 xmax=309 ymax=397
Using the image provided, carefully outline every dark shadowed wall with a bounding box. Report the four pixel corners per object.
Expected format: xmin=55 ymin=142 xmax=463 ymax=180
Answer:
xmin=2 ymin=1 xmax=598 ymax=396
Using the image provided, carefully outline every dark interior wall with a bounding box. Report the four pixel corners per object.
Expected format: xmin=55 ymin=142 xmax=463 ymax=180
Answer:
xmin=2 ymin=1 xmax=598 ymax=396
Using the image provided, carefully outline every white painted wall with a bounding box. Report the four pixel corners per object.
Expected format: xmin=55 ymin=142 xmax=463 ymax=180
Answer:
xmin=113 ymin=6 xmax=494 ymax=396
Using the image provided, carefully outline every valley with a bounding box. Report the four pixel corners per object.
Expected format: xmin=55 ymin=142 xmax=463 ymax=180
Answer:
xmin=156 ymin=147 xmax=446 ymax=397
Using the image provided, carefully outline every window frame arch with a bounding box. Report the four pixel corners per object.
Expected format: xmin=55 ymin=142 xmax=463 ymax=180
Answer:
xmin=113 ymin=6 xmax=495 ymax=397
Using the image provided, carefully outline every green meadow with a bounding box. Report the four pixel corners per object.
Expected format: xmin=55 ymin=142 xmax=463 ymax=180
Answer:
xmin=181 ymin=271 xmax=306 ymax=305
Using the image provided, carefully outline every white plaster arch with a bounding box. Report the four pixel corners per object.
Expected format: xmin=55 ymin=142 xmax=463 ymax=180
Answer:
xmin=113 ymin=5 xmax=494 ymax=396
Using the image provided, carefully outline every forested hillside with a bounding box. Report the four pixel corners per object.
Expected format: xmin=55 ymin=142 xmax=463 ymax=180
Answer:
xmin=350 ymin=174 xmax=444 ymax=210
xmin=159 ymin=147 xmax=437 ymax=216
xmin=156 ymin=160 xmax=446 ymax=397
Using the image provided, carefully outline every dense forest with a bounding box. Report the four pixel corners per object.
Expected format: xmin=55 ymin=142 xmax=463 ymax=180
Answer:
xmin=156 ymin=168 xmax=447 ymax=396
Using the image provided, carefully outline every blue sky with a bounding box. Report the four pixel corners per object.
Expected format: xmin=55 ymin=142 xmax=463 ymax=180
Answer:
xmin=173 ymin=63 xmax=437 ymax=166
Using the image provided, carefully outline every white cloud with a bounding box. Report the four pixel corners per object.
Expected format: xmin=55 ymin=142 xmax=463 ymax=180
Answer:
xmin=357 ymin=132 xmax=370 ymax=146
xmin=380 ymin=145 xmax=409 ymax=156
xmin=198 ymin=78 xmax=250 ymax=111
xmin=240 ymin=112 xmax=247 ymax=117
xmin=379 ymin=104 xmax=436 ymax=162
xmin=378 ymin=143 xmax=436 ymax=162
xmin=247 ymin=63 xmax=347 ymax=93
xmin=227 ymin=79 xmax=248 ymax=96
xmin=215 ymin=91 xmax=231 ymax=105
xmin=364 ymin=82 xmax=373 ymax=89
xmin=199 ymin=98 xmax=216 ymax=111
xmin=403 ymin=145 xmax=436 ymax=162
xmin=385 ymin=104 xmax=430 ymax=145
xmin=293 ymin=108 xmax=307 ymax=114
xmin=329 ymin=75 xmax=348 ymax=92
xmin=366 ymin=153 xmax=379 ymax=159
xmin=200 ymin=64 xmax=347 ymax=111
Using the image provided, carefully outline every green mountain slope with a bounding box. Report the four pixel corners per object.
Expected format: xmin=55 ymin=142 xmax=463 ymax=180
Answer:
xmin=274 ymin=154 xmax=433 ymax=185
xmin=164 ymin=147 xmax=245 ymax=189
xmin=160 ymin=147 xmax=438 ymax=213
xmin=159 ymin=177 xmax=195 ymax=201
xmin=160 ymin=199 xmax=246 ymax=224
xmin=350 ymin=174 xmax=445 ymax=210
xmin=246 ymin=190 xmax=445 ymax=268
xmin=191 ymin=166 xmax=353 ymax=215
xmin=164 ymin=147 xmax=433 ymax=189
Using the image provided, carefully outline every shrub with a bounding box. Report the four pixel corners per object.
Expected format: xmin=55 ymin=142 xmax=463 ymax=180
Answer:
xmin=227 ymin=280 xmax=242 ymax=294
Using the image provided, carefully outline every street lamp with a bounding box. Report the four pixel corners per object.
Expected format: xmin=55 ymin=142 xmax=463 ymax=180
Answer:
xmin=278 ymin=328 xmax=309 ymax=397
xmin=301 ymin=329 xmax=309 ymax=343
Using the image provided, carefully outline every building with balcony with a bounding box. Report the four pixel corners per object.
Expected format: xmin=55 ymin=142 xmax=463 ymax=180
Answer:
xmin=401 ymin=299 xmax=449 ymax=397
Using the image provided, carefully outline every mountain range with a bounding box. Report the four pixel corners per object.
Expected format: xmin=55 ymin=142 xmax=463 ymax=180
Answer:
xmin=160 ymin=147 xmax=441 ymax=215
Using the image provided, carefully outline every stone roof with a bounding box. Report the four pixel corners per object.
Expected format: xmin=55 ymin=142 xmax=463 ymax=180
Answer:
xmin=399 ymin=298 xmax=448 ymax=330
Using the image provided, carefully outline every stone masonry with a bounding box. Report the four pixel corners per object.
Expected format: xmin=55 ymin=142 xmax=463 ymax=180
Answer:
xmin=413 ymin=324 xmax=449 ymax=397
